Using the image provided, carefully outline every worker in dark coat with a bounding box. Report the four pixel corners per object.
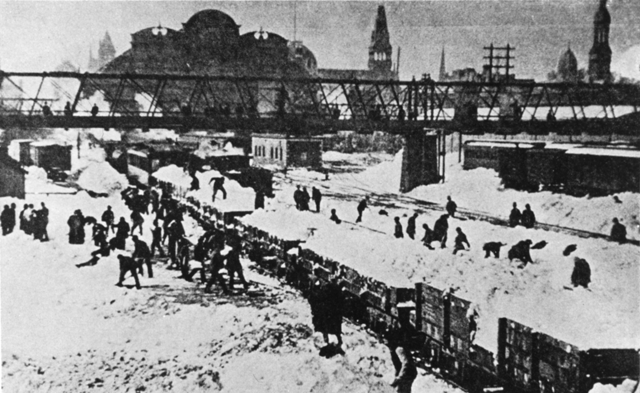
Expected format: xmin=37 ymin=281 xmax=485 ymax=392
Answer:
xmin=452 ymin=227 xmax=470 ymax=255
xmin=356 ymin=197 xmax=369 ymax=223
xmin=130 ymin=210 xmax=144 ymax=236
xmin=177 ymin=237 xmax=191 ymax=280
xmin=309 ymin=278 xmax=344 ymax=347
xmin=406 ymin=213 xmax=418 ymax=239
xmin=1 ymin=205 xmax=10 ymax=235
xmin=312 ymin=187 xmax=322 ymax=213
xmin=132 ymin=235 xmax=153 ymax=278
xmin=433 ymin=214 xmax=449 ymax=248
xmin=166 ymin=217 xmax=185 ymax=268
xmin=610 ymin=218 xmax=627 ymax=244
xmin=93 ymin=223 xmax=107 ymax=247
xmin=204 ymin=245 xmax=230 ymax=294
xmin=23 ymin=204 xmax=34 ymax=235
xmin=38 ymin=202 xmax=49 ymax=241
xmin=508 ymin=240 xmax=533 ymax=264
xmin=254 ymin=190 xmax=265 ymax=210
xmin=330 ymin=209 xmax=341 ymax=224
xmin=226 ymin=239 xmax=250 ymax=291
xmin=483 ymin=242 xmax=506 ymax=258
xmin=394 ymin=217 xmax=404 ymax=238
xmin=19 ymin=204 xmax=28 ymax=233
xmin=571 ymin=257 xmax=591 ymax=289
xmin=421 ymin=224 xmax=434 ymax=250
xmin=190 ymin=173 xmax=200 ymax=191
xmin=7 ymin=203 xmax=16 ymax=234
xmin=293 ymin=185 xmax=303 ymax=210
xmin=101 ymin=206 xmax=115 ymax=234
xmin=150 ymin=220 xmax=165 ymax=257
xmin=521 ymin=204 xmax=536 ymax=229
xmin=210 ymin=176 xmax=227 ymax=201
xmin=115 ymin=217 xmax=130 ymax=240
xmin=383 ymin=328 xmax=418 ymax=393
xmin=67 ymin=210 xmax=85 ymax=244
xmin=300 ymin=187 xmax=311 ymax=211
xmin=116 ymin=252 xmax=142 ymax=290
xmin=446 ymin=196 xmax=457 ymax=218
xmin=509 ymin=202 xmax=521 ymax=228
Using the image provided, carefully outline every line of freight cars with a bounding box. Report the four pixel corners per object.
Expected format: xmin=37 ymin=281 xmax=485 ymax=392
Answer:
xmin=463 ymin=141 xmax=640 ymax=196
xmin=172 ymin=195 xmax=639 ymax=393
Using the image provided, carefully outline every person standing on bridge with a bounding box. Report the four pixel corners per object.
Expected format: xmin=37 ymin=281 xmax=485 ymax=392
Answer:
xmin=446 ymin=196 xmax=457 ymax=218
xmin=509 ymin=202 xmax=521 ymax=228
xmin=521 ymin=204 xmax=536 ymax=229
xmin=64 ymin=101 xmax=73 ymax=117
xmin=356 ymin=197 xmax=369 ymax=223
xmin=91 ymin=104 xmax=99 ymax=117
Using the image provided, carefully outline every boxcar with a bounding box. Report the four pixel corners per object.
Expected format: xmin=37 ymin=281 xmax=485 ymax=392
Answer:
xmin=127 ymin=143 xmax=194 ymax=186
xmin=565 ymin=147 xmax=640 ymax=195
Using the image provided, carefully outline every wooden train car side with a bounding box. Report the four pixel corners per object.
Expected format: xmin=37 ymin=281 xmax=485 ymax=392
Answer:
xmin=565 ymin=148 xmax=640 ymax=195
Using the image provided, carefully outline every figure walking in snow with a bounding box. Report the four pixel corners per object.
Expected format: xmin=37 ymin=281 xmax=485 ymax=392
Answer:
xmin=116 ymin=252 xmax=141 ymax=290
xmin=508 ymin=240 xmax=533 ymax=265
xmin=130 ymin=210 xmax=144 ymax=236
xmin=383 ymin=328 xmax=417 ymax=393
xmin=204 ymin=244 xmax=230 ymax=294
xmin=509 ymin=202 xmax=521 ymax=228
xmin=150 ymin=220 xmax=165 ymax=257
xmin=521 ymin=204 xmax=536 ymax=229
xmin=293 ymin=185 xmax=303 ymax=210
xmin=356 ymin=197 xmax=369 ymax=223
xmin=101 ymin=206 xmax=115 ymax=234
xmin=209 ymin=176 xmax=227 ymax=201
xmin=483 ymin=242 xmax=506 ymax=258
xmin=610 ymin=218 xmax=627 ymax=244
xmin=406 ymin=213 xmax=418 ymax=239
xmin=309 ymin=277 xmax=344 ymax=348
xmin=1 ymin=205 xmax=10 ymax=235
xmin=446 ymin=196 xmax=457 ymax=218
xmin=39 ymin=202 xmax=49 ymax=241
xmin=421 ymin=224 xmax=434 ymax=250
xmin=312 ymin=187 xmax=322 ymax=213
xmin=394 ymin=217 xmax=404 ymax=238
xmin=571 ymin=257 xmax=591 ymax=289
xmin=452 ymin=227 xmax=470 ymax=254
xmin=433 ymin=214 xmax=449 ymax=248
xmin=330 ymin=209 xmax=341 ymax=224
xmin=226 ymin=237 xmax=249 ymax=291
xmin=299 ymin=187 xmax=311 ymax=211
xmin=132 ymin=235 xmax=153 ymax=278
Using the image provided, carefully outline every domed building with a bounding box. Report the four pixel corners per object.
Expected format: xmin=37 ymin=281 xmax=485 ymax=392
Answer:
xmin=557 ymin=45 xmax=578 ymax=82
xmin=100 ymin=9 xmax=317 ymax=78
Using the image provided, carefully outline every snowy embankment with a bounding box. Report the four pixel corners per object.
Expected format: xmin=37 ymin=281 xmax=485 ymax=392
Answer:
xmin=153 ymin=164 xmax=255 ymax=212
xmin=0 ymin=191 xmax=456 ymax=393
xmin=259 ymin=150 xmax=640 ymax=353
xmin=76 ymin=162 xmax=128 ymax=195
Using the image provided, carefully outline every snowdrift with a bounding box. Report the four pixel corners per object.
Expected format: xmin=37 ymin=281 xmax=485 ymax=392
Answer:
xmin=76 ymin=162 xmax=128 ymax=195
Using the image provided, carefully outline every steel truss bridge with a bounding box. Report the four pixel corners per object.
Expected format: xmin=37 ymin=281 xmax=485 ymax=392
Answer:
xmin=1 ymin=71 xmax=640 ymax=135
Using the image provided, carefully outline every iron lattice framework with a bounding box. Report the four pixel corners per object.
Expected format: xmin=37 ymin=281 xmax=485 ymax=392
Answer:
xmin=1 ymin=71 xmax=639 ymax=134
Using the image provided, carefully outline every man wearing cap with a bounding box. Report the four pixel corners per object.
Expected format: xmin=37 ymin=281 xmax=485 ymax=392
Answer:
xmin=116 ymin=252 xmax=142 ymax=290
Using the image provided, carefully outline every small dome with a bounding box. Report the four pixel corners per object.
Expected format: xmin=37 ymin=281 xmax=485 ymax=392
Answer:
xmin=184 ymin=10 xmax=238 ymax=32
xmin=557 ymin=46 xmax=578 ymax=81
xmin=594 ymin=0 xmax=611 ymax=24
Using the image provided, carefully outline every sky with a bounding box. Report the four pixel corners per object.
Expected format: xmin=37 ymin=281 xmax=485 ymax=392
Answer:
xmin=1 ymin=0 xmax=639 ymax=81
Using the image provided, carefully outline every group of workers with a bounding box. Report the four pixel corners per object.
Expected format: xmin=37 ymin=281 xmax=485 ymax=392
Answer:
xmin=0 ymin=202 xmax=49 ymax=241
xmin=293 ymin=185 xmax=322 ymax=212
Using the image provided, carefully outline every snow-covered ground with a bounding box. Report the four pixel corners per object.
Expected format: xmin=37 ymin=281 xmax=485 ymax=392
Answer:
xmin=259 ymin=150 xmax=640 ymax=353
xmin=0 ymin=191 xmax=458 ymax=393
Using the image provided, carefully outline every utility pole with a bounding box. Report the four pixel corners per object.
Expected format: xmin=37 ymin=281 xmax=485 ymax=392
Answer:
xmin=483 ymin=43 xmax=515 ymax=82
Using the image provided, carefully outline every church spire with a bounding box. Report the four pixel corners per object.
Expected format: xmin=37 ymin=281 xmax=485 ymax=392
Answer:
xmin=588 ymin=0 xmax=612 ymax=81
xmin=368 ymin=5 xmax=393 ymax=77
xmin=439 ymin=46 xmax=446 ymax=81
xmin=98 ymin=31 xmax=116 ymax=69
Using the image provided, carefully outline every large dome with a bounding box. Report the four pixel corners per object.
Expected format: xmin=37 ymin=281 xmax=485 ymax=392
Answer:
xmin=184 ymin=10 xmax=238 ymax=32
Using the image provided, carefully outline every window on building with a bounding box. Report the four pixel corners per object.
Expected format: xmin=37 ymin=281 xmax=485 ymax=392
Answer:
xmin=280 ymin=147 xmax=283 ymax=161
xmin=275 ymin=147 xmax=278 ymax=159
xmin=270 ymin=147 xmax=274 ymax=159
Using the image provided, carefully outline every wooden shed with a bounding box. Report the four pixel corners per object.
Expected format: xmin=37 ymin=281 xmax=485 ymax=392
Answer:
xmin=251 ymin=134 xmax=322 ymax=169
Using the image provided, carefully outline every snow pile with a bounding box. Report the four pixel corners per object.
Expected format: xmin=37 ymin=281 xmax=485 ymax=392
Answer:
xmin=24 ymin=165 xmax=76 ymax=194
xmin=408 ymin=156 xmax=640 ymax=240
xmin=25 ymin=165 xmax=48 ymax=182
xmin=76 ymin=162 xmax=129 ymax=195
xmin=590 ymin=379 xmax=639 ymax=393
xmin=152 ymin=164 xmax=192 ymax=189
xmin=194 ymin=141 xmax=245 ymax=159
xmin=349 ymin=149 xmax=403 ymax=193
xmin=241 ymin=208 xmax=319 ymax=240
xmin=188 ymin=170 xmax=255 ymax=212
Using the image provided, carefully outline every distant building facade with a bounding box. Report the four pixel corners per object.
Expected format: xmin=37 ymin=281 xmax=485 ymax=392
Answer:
xmin=100 ymin=10 xmax=316 ymax=78
xmin=252 ymin=135 xmax=322 ymax=169
xmin=318 ymin=5 xmax=399 ymax=81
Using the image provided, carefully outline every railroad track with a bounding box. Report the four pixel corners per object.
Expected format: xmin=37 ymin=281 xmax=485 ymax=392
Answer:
xmin=276 ymin=172 xmax=640 ymax=247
